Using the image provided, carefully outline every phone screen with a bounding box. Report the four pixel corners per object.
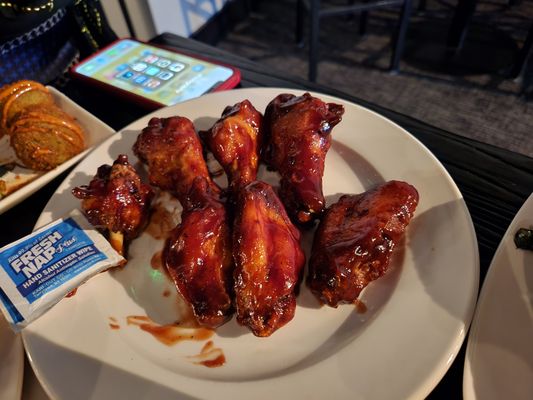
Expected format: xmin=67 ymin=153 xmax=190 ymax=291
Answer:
xmin=73 ymin=39 xmax=236 ymax=106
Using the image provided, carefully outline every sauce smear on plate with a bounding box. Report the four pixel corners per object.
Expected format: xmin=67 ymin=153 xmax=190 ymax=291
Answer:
xmin=126 ymin=315 xmax=213 ymax=345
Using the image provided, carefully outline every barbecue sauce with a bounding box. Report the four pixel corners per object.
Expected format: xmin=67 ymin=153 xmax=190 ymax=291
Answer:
xmin=109 ymin=317 xmax=120 ymax=330
xmin=188 ymin=340 xmax=226 ymax=368
xmin=126 ymin=315 xmax=213 ymax=346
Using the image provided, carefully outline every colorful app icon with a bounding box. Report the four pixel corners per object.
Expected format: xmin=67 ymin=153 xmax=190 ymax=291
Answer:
xmin=145 ymin=66 xmax=160 ymax=76
xmin=141 ymin=50 xmax=151 ymax=56
xmin=96 ymin=57 xmax=107 ymax=64
xmin=134 ymin=75 xmax=148 ymax=85
xmin=156 ymin=59 xmax=171 ymax=68
xmin=143 ymin=79 xmax=161 ymax=90
xmin=192 ymin=64 xmax=205 ymax=72
xmin=168 ymin=62 xmax=185 ymax=73
xmin=157 ymin=71 xmax=174 ymax=81
xmin=116 ymin=63 xmax=128 ymax=71
xmin=142 ymin=54 xmax=159 ymax=64
xmin=131 ymin=62 xmax=148 ymax=72
xmin=119 ymin=71 xmax=136 ymax=80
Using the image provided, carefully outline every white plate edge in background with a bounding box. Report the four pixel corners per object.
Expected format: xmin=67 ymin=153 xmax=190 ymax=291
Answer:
xmin=463 ymin=193 xmax=533 ymax=399
xmin=0 ymin=313 xmax=24 ymax=400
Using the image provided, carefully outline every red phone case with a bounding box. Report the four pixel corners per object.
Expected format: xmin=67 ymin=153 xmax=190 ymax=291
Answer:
xmin=69 ymin=38 xmax=241 ymax=110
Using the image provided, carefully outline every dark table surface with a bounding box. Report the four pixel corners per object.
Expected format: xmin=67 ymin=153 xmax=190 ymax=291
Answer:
xmin=3 ymin=32 xmax=533 ymax=398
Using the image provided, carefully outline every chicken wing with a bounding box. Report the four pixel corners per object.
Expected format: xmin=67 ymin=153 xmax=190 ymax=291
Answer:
xmin=307 ymin=180 xmax=419 ymax=307
xmin=133 ymin=116 xmax=218 ymax=206
xmin=72 ymin=154 xmax=153 ymax=256
xmin=263 ymin=93 xmax=344 ymax=225
xmin=233 ymin=181 xmax=305 ymax=337
xmin=164 ymin=177 xmax=234 ymax=328
xmin=200 ymin=100 xmax=263 ymax=193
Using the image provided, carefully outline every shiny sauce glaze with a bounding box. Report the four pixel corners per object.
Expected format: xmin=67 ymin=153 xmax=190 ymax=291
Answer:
xmin=71 ymin=155 xmax=153 ymax=242
xmin=233 ymin=181 xmax=306 ymax=337
xmin=263 ymin=93 xmax=344 ymax=224
xmin=132 ymin=116 xmax=219 ymax=204
xmin=126 ymin=315 xmax=214 ymax=346
xmin=187 ymin=340 xmax=226 ymax=368
xmin=307 ymin=180 xmax=419 ymax=307
xmin=201 ymin=99 xmax=263 ymax=193
xmin=163 ymin=176 xmax=234 ymax=329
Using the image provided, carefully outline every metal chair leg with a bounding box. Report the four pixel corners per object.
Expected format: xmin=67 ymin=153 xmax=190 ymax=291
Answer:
xmin=296 ymin=0 xmax=305 ymax=46
xmin=390 ymin=0 xmax=412 ymax=72
xmin=359 ymin=11 xmax=368 ymax=35
xmin=359 ymin=0 xmax=369 ymax=36
xmin=309 ymin=0 xmax=320 ymax=82
xmin=510 ymin=22 xmax=533 ymax=80
xmin=446 ymin=0 xmax=477 ymax=52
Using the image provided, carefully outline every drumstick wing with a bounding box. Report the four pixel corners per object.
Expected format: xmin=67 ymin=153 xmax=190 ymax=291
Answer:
xmin=233 ymin=181 xmax=305 ymax=337
xmin=200 ymin=99 xmax=263 ymax=194
xmin=164 ymin=177 xmax=234 ymax=328
xmin=263 ymin=92 xmax=344 ymax=225
xmin=133 ymin=116 xmax=218 ymax=207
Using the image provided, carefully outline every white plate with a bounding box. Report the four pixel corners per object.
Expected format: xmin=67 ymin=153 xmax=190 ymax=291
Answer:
xmin=463 ymin=193 xmax=533 ymax=399
xmin=23 ymin=88 xmax=479 ymax=400
xmin=0 ymin=86 xmax=115 ymax=214
xmin=0 ymin=314 xmax=24 ymax=400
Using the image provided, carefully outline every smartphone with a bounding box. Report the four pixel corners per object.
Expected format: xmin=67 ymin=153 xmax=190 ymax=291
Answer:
xmin=70 ymin=38 xmax=241 ymax=109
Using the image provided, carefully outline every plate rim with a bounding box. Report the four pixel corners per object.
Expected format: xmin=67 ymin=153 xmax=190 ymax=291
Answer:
xmin=0 ymin=318 xmax=24 ymax=400
xmin=23 ymin=87 xmax=480 ymax=400
xmin=463 ymin=193 xmax=533 ymax=399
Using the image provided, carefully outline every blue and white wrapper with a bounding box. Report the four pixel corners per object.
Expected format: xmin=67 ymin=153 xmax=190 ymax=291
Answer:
xmin=0 ymin=210 xmax=124 ymax=331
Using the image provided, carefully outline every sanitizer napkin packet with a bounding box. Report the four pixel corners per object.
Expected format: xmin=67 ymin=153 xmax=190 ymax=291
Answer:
xmin=0 ymin=210 xmax=124 ymax=331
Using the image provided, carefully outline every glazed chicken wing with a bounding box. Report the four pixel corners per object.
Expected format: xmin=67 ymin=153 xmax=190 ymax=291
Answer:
xmin=200 ymin=100 xmax=263 ymax=193
xmin=164 ymin=177 xmax=234 ymax=328
xmin=133 ymin=116 xmax=218 ymax=206
xmin=307 ymin=180 xmax=419 ymax=307
xmin=72 ymin=154 xmax=153 ymax=256
xmin=233 ymin=181 xmax=305 ymax=337
xmin=263 ymin=93 xmax=344 ymax=225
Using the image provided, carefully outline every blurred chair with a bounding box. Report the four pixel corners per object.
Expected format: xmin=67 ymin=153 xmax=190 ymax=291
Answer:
xmin=509 ymin=21 xmax=533 ymax=93
xmin=443 ymin=0 xmax=532 ymax=92
xmin=295 ymin=0 xmax=413 ymax=81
